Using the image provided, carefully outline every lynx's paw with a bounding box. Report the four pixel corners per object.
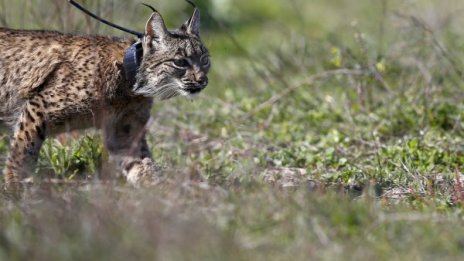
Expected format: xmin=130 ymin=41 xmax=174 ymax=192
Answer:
xmin=124 ymin=158 xmax=159 ymax=186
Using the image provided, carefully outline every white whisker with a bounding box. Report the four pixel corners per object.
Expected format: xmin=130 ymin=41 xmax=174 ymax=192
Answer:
xmin=134 ymin=81 xmax=181 ymax=100
xmin=133 ymin=78 xmax=204 ymax=101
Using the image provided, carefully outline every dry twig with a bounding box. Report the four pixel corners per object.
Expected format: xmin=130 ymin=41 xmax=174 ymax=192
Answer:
xmin=248 ymin=69 xmax=369 ymax=116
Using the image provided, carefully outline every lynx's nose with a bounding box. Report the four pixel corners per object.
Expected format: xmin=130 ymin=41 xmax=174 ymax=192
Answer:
xmin=197 ymin=75 xmax=208 ymax=87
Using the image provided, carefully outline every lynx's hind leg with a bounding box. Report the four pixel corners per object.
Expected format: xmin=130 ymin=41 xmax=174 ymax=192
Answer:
xmin=4 ymin=97 xmax=47 ymax=190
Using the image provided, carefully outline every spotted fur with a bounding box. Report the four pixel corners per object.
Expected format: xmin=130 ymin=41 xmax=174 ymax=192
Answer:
xmin=0 ymin=8 xmax=210 ymax=190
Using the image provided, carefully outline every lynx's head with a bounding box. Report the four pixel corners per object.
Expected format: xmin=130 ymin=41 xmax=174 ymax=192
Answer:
xmin=133 ymin=6 xmax=210 ymax=99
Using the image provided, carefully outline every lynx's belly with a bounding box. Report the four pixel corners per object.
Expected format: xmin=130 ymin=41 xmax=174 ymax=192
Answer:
xmin=47 ymin=112 xmax=102 ymax=136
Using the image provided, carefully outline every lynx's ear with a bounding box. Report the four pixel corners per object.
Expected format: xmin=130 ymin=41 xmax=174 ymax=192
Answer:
xmin=181 ymin=7 xmax=200 ymax=36
xmin=144 ymin=10 xmax=169 ymax=42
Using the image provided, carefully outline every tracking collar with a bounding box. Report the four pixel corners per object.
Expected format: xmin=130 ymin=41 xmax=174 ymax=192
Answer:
xmin=123 ymin=40 xmax=143 ymax=86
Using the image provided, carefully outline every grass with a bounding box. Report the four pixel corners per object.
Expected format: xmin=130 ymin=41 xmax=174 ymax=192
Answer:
xmin=2 ymin=0 xmax=464 ymax=260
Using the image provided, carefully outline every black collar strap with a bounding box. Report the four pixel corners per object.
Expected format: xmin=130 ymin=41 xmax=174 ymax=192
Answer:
xmin=123 ymin=41 xmax=143 ymax=86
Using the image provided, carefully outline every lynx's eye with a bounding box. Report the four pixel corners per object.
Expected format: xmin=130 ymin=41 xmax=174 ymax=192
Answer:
xmin=200 ymin=56 xmax=210 ymax=67
xmin=173 ymin=58 xmax=190 ymax=68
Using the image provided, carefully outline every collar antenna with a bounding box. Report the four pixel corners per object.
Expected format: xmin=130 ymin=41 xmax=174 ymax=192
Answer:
xmin=68 ymin=0 xmax=144 ymax=38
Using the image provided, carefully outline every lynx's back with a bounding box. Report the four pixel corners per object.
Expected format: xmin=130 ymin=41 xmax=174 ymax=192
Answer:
xmin=0 ymin=28 xmax=132 ymax=125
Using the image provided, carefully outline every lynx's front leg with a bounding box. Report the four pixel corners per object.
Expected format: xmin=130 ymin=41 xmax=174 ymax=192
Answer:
xmin=4 ymin=98 xmax=46 ymax=189
xmin=103 ymin=99 xmax=155 ymax=185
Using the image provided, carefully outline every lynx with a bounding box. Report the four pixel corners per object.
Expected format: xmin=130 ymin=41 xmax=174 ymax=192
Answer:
xmin=0 ymin=5 xmax=210 ymax=190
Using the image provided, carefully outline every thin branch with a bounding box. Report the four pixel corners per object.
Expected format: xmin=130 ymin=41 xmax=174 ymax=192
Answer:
xmin=248 ymin=69 xmax=369 ymax=116
xmin=393 ymin=11 xmax=464 ymax=80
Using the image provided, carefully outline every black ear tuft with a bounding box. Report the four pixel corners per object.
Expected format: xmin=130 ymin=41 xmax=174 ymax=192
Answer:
xmin=142 ymin=3 xmax=158 ymax=13
xmin=185 ymin=0 xmax=196 ymax=8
